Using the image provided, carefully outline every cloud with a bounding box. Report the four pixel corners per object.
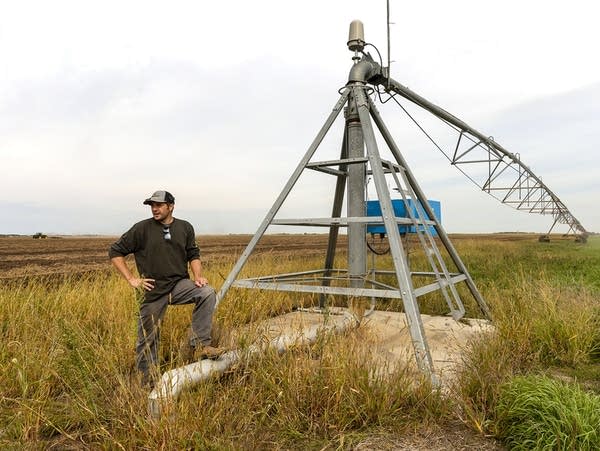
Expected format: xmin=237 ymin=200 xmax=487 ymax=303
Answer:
xmin=2 ymin=0 xmax=599 ymax=235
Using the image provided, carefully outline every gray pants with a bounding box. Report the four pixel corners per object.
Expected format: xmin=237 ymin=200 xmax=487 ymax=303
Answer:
xmin=136 ymin=278 xmax=216 ymax=378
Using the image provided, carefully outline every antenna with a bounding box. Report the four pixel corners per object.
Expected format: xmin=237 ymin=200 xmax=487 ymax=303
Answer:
xmin=347 ymin=20 xmax=364 ymax=51
xmin=386 ymin=0 xmax=391 ymax=86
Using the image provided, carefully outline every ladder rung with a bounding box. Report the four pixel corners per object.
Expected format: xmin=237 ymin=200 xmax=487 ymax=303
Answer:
xmin=271 ymin=217 xmax=437 ymax=227
xmin=306 ymin=157 xmax=369 ymax=168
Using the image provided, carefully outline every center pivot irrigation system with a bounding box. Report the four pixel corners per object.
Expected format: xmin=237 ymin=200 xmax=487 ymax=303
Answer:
xmin=215 ymin=20 xmax=587 ymax=381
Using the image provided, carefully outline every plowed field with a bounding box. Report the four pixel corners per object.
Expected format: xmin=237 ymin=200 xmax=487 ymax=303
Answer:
xmin=1 ymin=232 xmax=547 ymax=280
xmin=0 ymin=234 xmax=350 ymax=279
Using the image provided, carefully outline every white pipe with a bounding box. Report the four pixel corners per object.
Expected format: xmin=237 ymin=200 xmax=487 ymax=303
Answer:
xmin=148 ymin=311 xmax=359 ymax=418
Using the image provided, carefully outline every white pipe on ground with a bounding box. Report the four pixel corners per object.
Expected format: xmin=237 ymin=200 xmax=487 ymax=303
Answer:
xmin=148 ymin=311 xmax=359 ymax=418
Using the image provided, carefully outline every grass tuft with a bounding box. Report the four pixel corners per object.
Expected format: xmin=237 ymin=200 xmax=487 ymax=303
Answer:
xmin=495 ymin=375 xmax=600 ymax=450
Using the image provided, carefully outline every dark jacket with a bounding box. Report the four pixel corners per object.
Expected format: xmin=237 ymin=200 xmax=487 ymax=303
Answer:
xmin=109 ymin=218 xmax=200 ymax=301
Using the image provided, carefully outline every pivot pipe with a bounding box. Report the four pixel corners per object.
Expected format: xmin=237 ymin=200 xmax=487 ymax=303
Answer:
xmin=148 ymin=311 xmax=359 ymax=418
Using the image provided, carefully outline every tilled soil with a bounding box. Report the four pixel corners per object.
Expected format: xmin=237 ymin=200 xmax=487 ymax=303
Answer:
xmin=0 ymin=234 xmax=349 ymax=279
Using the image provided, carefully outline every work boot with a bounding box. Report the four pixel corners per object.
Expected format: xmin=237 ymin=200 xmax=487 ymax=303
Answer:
xmin=196 ymin=345 xmax=226 ymax=360
xmin=179 ymin=341 xmax=226 ymax=364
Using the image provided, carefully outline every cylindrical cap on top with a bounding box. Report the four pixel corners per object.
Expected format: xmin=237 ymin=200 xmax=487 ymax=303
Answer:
xmin=347 ymin=20 xmax=365 ymax=51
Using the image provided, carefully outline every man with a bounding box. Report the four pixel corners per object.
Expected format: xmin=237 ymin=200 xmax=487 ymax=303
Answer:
xmin=109 ymin=190 xmax=224 ymax=386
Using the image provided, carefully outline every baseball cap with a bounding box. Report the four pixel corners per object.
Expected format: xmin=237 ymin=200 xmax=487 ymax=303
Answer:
xmin=143 ymin=190 xmax=175 ymax=205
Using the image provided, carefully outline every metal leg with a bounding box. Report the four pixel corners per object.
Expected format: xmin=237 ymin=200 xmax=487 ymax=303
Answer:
xmin=546 ymin=217 xmax=559 ymax=236
xmin=216 ymin=88 xmax=351 ymax=305
xmin=353 ymin=84 xmax=435 ymax=377
xmin=367 ymin=95 xmax=491 ymax=320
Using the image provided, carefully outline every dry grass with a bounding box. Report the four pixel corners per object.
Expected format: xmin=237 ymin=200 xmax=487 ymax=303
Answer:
xmin=0 ymin=233 xmax=598 ymax=449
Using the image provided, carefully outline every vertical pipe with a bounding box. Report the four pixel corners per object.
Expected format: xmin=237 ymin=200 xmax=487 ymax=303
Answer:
xmin=346 ymin=93 xmax=367 ymax=287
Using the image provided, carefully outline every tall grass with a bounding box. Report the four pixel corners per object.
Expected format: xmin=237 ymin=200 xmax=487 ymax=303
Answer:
xmin=451 ymin=236 xmax=600 ymax=445
xmin=1 ymin=235 xmax=599 ymax=448
xmin=495 ymin=375 xmax=600 ymax=450
xmin=0 ymin=256 xmax=443 ymax=448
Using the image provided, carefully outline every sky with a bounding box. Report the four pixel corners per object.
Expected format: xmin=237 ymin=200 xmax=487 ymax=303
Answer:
xmin=1 ymin=0 xmax=599 ymax=236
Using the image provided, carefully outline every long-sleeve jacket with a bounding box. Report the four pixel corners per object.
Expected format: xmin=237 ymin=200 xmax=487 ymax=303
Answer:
xmin=109 ymin=218 xmax=200 ymax=301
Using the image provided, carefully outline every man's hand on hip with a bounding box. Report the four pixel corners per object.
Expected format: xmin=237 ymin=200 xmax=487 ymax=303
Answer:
xmin=128 ymin=278 xmax=155 ymax=291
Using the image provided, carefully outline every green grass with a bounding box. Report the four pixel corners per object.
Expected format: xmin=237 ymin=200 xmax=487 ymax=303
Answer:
xmin=0 ymin=234 xmax=599 ymax=448
xmin=495 ymin=375 xmax=600 ymax=450
xmin=451 ymin=236 xmax=600 ymax=447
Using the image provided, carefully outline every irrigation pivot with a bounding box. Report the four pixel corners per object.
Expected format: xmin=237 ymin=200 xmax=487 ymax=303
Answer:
xmin=216 ymin=21 xmax=508 ymax=382
xmin=146 ymin=20 xmax=588 ymax=414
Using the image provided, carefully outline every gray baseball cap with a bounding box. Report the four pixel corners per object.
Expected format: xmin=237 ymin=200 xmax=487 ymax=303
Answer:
xmin=143 ymin=190 xmax=175 ymax=205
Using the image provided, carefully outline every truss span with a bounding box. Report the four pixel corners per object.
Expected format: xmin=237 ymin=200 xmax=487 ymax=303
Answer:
xmin=359 ymin=55 xmax=587 ymax=237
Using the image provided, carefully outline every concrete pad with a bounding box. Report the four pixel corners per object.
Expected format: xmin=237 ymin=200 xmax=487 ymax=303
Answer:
xmin=222 ymin=308 xmax=493 ymax=384
xmin=362 ymin=311 xmax=493 ymax=381
xmin=150 ymin=309 xmax=493 ymax=416
xmin=221 ymin=307 xmax=357 ymax=348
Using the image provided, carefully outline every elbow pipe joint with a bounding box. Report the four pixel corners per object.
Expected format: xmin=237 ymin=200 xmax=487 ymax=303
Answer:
xmin=347 ymin=54 xmax=382 ymax=84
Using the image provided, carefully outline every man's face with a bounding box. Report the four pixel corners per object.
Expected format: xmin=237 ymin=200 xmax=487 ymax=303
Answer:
xmin=149 ymin=202 xmax=173 ymax=222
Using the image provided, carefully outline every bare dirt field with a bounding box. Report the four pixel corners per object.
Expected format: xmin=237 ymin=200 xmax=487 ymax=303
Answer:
xmin=0 ymin=232 xmax=540 ymax=279
xmin=0 ymin=234 xmax=350 ymax=279
xmin=0 ymin=236 xmax=115 ymax=278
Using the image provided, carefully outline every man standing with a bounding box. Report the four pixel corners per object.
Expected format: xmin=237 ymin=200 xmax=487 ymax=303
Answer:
xmin=109 ymin=190 xmax=224 ymax=386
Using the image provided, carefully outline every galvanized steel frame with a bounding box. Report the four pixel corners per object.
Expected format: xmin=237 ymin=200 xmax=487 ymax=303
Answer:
xmin=217 ymin=80 xmax=492 ymax=380
xmin=215 ymin=41 xmax=587 ymax=380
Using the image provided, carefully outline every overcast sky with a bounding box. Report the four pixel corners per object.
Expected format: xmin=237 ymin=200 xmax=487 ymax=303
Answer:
xmin=1 ymin=0 xmax=599 ymax=236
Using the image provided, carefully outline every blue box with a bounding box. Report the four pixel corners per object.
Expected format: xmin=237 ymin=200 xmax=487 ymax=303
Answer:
xmin=366 ymin=199 xmax=441 ymax=236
